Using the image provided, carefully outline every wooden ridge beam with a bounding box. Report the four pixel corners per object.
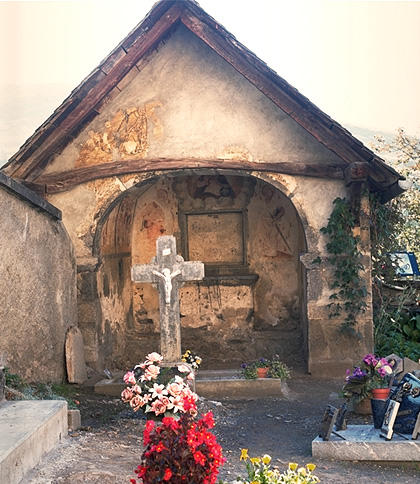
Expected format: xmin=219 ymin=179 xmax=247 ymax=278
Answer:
xmin=30 ymin=158 xmax=345 ymax=194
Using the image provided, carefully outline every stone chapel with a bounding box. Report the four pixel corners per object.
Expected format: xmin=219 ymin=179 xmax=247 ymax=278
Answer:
xmin=1 ymin=0 xmax=403 ymax=378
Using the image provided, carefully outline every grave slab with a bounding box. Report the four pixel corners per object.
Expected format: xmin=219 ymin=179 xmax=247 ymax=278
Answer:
xmin=0 ymin=400 xmax=68 ymax=484
xmin=94 ymin=369 xmax=289 ymax=399
xmin=312 ymin=424 xmax=420 ymax=461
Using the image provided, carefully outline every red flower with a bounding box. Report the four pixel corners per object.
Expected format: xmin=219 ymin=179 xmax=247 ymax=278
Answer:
xmin=200 ymin=412 xmax=215 ymax=428
xmin=163 ymin=468 xmax=172 ymax=481
xmin=193 ymin=450 xmax=206 ymax=465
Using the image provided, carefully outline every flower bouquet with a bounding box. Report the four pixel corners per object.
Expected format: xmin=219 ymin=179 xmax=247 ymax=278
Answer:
xmin=181 ymin=349 xmax=202 ymax=370
xmin=342 ymin=353 xmax=393 ymax=403
xmin=121 ymin=352 xmax=198 ymax=418
xmin=228 ymin=450 xmax=319 ymax=484
xmin=131 ymin=411 xmax=225 ymax=484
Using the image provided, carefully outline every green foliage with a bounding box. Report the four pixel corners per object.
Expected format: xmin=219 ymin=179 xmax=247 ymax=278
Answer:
xmin=3 ymin=369 xmax=79 ymax=409
xmin=241 ymin=356 xmax=291 ymax=381
xmin=374 ymin=290 xmax=420 ymax=361
xmin=4 ymin=367 xmax=25 ymax=390
xmin=320 ymin=197 xmax=367 ymax=334
xmin=371 ymin=128 xmax=420 ymax=259
xmin=369 ymin=128 xmax=420 ymax=360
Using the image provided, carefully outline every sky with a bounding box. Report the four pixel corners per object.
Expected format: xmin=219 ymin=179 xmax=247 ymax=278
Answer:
xmin=1 ymin=0 xmax=420 ymax=163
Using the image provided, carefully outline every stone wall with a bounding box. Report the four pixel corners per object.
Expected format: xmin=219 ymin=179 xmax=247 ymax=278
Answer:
xmin=0 ymin=174 xmax=77 ymax=382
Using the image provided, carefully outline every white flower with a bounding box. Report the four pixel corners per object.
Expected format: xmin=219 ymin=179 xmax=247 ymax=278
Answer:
xmin=149 ymin=383 xmax=168 ymax=399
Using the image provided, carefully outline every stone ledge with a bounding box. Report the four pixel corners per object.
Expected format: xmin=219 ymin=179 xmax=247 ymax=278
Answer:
xmin=94 ymin=374 xmax=289 ymax=400
xmin=0 ymin=400 xmax=68 ymax=483
xmin=312 ymin=425 xmax=420 ymax=461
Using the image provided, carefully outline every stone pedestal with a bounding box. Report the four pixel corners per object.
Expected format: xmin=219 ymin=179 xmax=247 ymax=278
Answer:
xmin=312 ymin=425 xmax=420 ymax=461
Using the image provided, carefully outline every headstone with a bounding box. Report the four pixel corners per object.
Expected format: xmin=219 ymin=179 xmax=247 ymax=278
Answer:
xmin=0 ymin=367 xmax=5 ymax=402
xmin=319 ymin=404 xmax=339 ymax=441
xmin=0 ymin=354 xmax=6 ymax=402
xmin=65 ymin=327 xmax=88 ymax=384
xmin=386 ymin=353 xmax=403 ymax=375
xmin=131 ymin=236 xmax=204 ymax=363
xmin=412 ymin=412 xmax=420 ymax=440
xmin=403 ymin=357 xmax=420 ymax=376
xmin=335 ymin=403 xmax=348 ymax=431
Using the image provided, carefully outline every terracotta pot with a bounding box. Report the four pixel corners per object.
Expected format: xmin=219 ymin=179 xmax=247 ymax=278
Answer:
xmin=353 ymin=397 xmax=372 ymax=415
xmin=256 ymin=367 xmax=269 ymax=378
xmin=371 ymin=388 xmax=391 ymax=400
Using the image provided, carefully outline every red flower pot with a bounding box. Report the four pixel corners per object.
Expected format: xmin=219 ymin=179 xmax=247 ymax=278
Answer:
xmin=256 ymin=367 xmax=269 ymax=378
xmin=371 ymin=388 xmax=390 ymax=400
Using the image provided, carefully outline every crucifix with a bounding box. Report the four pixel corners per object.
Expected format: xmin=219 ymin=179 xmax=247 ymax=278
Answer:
xmin=131 ymin=235 xmax=205 ymax=363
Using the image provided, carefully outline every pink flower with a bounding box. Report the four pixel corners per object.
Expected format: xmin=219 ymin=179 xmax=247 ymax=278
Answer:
xmin=130 ymin=395 xmax=142 ymax=412
xmin=123 ymin=371 xmax=136 ymax=385
xmin=146 ymin=352 xmax=163 ymax=363
xmin=141 ymin=364 xmax=160 ymax=382
xmin=178 ymin=364 xmax=190 ymax=373
xmin=151 ymin=399 xmax=167 ymax=415
xmin=121 ymin=388 xmax=133 ymax=402
xmin=159 ymin=396 xmax=170 ymax=407
xmin=167 ymin=382 xmax=183 ymax=396
xmin=132 ymin=384 xmax=142 ymax=394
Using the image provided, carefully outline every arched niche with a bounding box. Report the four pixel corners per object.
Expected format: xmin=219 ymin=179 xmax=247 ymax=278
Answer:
xmin=94 ymin=171 xmax=307 ymax=370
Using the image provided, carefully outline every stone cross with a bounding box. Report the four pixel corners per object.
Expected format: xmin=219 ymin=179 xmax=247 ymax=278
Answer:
xmin=131 ymin=236 xmax=204 ymax=363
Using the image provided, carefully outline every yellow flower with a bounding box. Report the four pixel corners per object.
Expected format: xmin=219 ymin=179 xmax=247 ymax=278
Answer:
xmin=240 ymin=448 xmax=249 ymax=461
xmin=262 ymin=454 xmax=271 ymax=465
xmin=306 ymin=463 xmax=316 ymax=472
xmin=289 ymin=462 xmax=298 ymax=471
xmin=250 ymin=457 xmax=261 ymax=465
xmin=298 ymin=467 xmax=306 ymax=476
xmin=250 ymin=481 xmax=259 ymax=484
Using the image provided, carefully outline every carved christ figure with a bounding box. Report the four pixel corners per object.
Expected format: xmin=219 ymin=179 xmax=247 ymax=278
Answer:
xmin=152 ymin=268 xmax=181 ymax=305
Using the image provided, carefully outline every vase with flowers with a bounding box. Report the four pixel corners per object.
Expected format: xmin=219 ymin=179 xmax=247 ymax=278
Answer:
xmin=341 ymin=353 xmax=393 ymax=414
xmin=241 ymin=355 xmax=291 ymax=381
xmin=121 ymin=352 xmax=198 ymax=420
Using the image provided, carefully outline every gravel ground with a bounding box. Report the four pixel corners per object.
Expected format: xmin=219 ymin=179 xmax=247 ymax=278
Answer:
xmin=25 ymin=374 xmax=420 ymax=483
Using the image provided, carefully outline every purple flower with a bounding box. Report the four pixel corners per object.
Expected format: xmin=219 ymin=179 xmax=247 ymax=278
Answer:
xmin=377 ymin=367 xmax=387 ymax=378
xmin=241 ymin=363 xmax=247 ymax=369
xmin=363 ymin=353 xmax=378 ymax=367
xmin=352 ymin=367 xmax=367 ymax=379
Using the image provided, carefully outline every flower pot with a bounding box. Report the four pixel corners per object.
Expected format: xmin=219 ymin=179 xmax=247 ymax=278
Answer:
xmin=371 ymin=388 xmax=390 ymax=400
xmin=371 ymin=398 xmax=388 ymax=429
xmin=352 ymin=397 xmax=372 ymax=415
xmin=256 ymin=367 xmax=269 ymax=378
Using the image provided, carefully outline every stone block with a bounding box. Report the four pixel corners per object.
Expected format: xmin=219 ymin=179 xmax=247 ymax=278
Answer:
xmin=65 ymin=327 xmax=88 ymax=384
xmin=312 ymin=425 xmax=420 ymax=461
xmin=0 ymin=401 xmax=67 ymax=484
xmin=67 ymin=409 xmax=81 ymax=431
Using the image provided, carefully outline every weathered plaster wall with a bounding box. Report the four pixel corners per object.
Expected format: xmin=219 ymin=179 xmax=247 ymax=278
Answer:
xmin=0 ymin=186 xmax=77 ymax=382
xmin=44 ymin=25 xmax=343 ymax=176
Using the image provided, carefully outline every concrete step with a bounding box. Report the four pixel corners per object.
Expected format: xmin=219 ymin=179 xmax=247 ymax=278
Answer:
xmin=0 ymin=400 xmax=68 ymax=484
xmin=94 ymin=370 xmax=289 ymax=399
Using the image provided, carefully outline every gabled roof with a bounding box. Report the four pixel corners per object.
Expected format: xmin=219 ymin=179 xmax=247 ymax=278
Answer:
xmin=2 ymin=0 xmax=403 ymax=200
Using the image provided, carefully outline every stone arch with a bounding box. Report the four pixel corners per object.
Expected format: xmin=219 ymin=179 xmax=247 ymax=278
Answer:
xmin=91 ymin=169 xmax=311 ymax=370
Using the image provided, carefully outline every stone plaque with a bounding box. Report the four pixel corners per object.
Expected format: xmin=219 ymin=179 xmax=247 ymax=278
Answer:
xmin=65 ymin=327 xmax=88 ymax=384
xmin=187 ymin=212 xmax=244 ymax=263
xmin=319 ymin=404 xmax=339 ymax=441
xmin=380 ymin=399 xmax=400 ymax=441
